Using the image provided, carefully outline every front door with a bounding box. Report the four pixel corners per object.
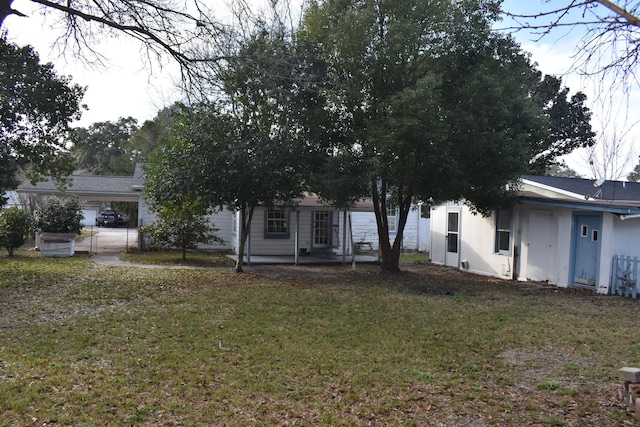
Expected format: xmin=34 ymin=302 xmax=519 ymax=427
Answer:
xmin=445 ymin=210 xmax=460 ymax=267
xmin=313 ymin=211 xmax=333 ymax=250
xmin=572 ymin=213 xmax=601 ymax=287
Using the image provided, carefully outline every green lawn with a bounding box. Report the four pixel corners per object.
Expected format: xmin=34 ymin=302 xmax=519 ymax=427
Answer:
xmin=0 ymin=249 xmax=637 ymax=426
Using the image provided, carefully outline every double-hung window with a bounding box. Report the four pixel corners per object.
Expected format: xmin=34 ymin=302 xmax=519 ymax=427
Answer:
xmin=265 ymin=208 xmax=289 ymax=239
xmin=495 ymin=208 xmax=512 ymax=254
xmin=386 ymin=204 xmax=397 ymax=233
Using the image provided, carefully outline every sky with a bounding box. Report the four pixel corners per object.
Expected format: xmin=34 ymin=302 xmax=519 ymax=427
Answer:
xmin=4 ymin=0 xmax=182 ymax=126
xmin=3 ymin=0 xmax=639 ymax=179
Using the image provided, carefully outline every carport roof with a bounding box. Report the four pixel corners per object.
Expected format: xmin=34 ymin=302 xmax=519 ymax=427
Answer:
xmin=17 ymin=174 xmax=140 ymax=202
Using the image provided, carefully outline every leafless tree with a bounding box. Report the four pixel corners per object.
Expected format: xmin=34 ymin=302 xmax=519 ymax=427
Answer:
xmin=584 ymin=124 xmax=638 ymax=180
xmin=0 ymin=0 xmax=267 ymax=86
xmin=498 ymin=1 xmax=640 ymax=90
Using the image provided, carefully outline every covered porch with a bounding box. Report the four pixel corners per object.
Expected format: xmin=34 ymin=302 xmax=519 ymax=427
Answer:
xmin=227 ymin=253 xmax=379 ymax=266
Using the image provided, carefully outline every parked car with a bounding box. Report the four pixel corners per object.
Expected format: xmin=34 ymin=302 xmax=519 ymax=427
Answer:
xmin=95 ymin=211 xmax=127 ymax=227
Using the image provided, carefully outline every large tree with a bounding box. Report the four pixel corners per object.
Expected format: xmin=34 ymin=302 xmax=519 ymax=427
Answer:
xmin=70 ymin=116 xmax=138 ymax=175
xmin=0 ymin=34 xmax=85 ymax=207
xmin=145 ymin=27 xmax=318 ymax=272
xmin=300 ymin=0 xmax=593 ymax=272
xmin=126 ymin=106 xmax=177 ymax=164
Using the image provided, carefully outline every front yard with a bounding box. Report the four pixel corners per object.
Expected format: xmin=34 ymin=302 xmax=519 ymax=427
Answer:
xmin=0 ymin=250 xmax=638 ymax=426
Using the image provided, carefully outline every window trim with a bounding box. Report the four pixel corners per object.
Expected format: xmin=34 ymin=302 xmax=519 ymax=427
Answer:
xmin=386 ymin=204 xmax=398 ymax=235
xmin=264 ymin=208 xmax=290 ymax=239
xmin=494 ymin=208 xmax=512 ymax=255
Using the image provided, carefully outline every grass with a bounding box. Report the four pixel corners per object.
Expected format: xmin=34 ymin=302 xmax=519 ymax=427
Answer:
xmin=0 ymin=248 xmax=638 ymax=426
xmin=122 ymin=248 xmax=235 ymax=267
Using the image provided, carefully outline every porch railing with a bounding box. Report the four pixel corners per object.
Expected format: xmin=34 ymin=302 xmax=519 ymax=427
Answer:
xmin=611 ymin=255 xmax=639 ymax=299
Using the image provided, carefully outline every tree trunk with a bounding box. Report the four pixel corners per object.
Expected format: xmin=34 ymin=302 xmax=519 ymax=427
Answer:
xmin=235 ymin=204 xmax=255 ymax=273
xmin=371 ymin=179 xmax=413 ymax=273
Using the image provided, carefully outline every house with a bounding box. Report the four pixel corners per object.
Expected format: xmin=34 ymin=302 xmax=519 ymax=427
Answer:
xmin=351 ymin=203 xmax=431 ymax=252
xmin=16 ymin=166 xmax=377 ymax=263
xmin=1 ymin=191 xmax=21 ymax=209
xmin=230 ymin=196 xmax=374 ymax=262
xmin=430 ymin=175 xmax=640 ymax=294
xmin=16 ymin=173 xmax=139 ymax=226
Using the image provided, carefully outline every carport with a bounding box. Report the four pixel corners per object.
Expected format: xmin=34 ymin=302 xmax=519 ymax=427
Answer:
xmin=16 ymin=172 xmax=142 ymax=253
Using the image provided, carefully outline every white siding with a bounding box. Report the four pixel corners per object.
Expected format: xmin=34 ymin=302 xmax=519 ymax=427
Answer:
xmin=612 ymin=216 xmax=640 ymax=257
xmin=198 ymin=209 xmax=234 ymax=250
xmin=351 ymin=206 xmax=428 ymax=251
xmin=238 ymin=208 xmax=354 ymax=256
xmin=80 ymin=209 xmax=97 ymax=226
xmin=432 ymin=200 xmax=626 ymax=292
xmin=137 ymin=197 xmax=234 ymax=250
xmin=431 ymin=203 xmax=515 ymax=279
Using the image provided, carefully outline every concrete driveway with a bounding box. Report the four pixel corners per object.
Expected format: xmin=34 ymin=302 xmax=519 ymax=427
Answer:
xmin=76 ymin=226 xmax=138 ymax=254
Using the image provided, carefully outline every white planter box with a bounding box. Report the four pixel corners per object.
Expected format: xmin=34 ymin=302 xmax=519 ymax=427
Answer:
xmin=39 ymin=233 xmax=77 ymax=257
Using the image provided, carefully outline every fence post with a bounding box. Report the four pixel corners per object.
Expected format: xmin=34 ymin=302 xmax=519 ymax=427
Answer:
xmin=633 ymin=256 xmax=639 ymax=300
xmin=612 ymin=255 xmax=618 ymax=295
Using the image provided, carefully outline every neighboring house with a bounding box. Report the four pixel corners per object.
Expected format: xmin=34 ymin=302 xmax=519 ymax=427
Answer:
xmin=16 ymin=174 xmax=138 ymax=227
xmin=231 ymin=196 xmax=374 ymax=259
xmin=430 ymin=175 xmax=640 ymax=294
xmin=16 ymin=165 xmax=376 ymax=260
xmin=2 ymin=191 xmax=21 ymax=209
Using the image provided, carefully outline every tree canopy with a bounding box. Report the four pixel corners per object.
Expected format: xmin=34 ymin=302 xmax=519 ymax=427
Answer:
xmin=144 ymin=29 xmax=316 ymax=272
xmin=141 ymin=0 xmax=595 ymax=274
xmin=70 ymin=116 xmax=139 ymax=175
xmin=299 ymin=0 xmax=594 ymax=272
xmin=0 ymin=33 xmax=85 ymax=207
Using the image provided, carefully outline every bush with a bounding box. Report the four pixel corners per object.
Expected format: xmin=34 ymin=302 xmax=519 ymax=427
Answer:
xmin=34 ymin=196 xmax=83 ymax=234
xmin=0 ymin=207 xmax=33 ymax=256
xmin=141 ymin=202 xmax=223 ymax=260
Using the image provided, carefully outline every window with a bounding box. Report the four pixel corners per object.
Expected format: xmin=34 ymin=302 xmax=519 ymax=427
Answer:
xmin=386 ymin=204 xmax=397 ymax=233
xmin=495 ymin=209 xmax=512 ymax=254
xmin=265 ymin=208 xmax=289 ymax=239
xmin=447 ymin=211 xmax=459 ymax=254
xmin=314 ymin=211 xmax=332 ymax=246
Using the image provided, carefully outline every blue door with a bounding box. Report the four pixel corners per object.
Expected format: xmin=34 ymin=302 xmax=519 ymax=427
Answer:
xmin=571 ymin=214 xmax=601 ymax=287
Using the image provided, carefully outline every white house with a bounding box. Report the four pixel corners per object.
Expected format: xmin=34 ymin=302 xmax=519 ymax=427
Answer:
xmin=229 ymin=196 xmax=374 ymax=260
xmin=430 ymin=175 xmax=640 ymax=294
xmin=351 ymin=203 xmax=431 ymax=252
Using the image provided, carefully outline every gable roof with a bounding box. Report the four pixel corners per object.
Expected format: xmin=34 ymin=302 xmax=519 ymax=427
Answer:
xmin=522 ymin=175 xmax=640 ymax=203
xmin=17 ymin=174 xmax=139 ymax=202
xmin=520 ymin=175 xmax=640 ymax=215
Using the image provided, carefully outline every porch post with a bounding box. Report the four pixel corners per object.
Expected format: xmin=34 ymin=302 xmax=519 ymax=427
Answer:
xmin=295 ymin=210 xmax=300 ymax=265
xmin=349 ymin=212 xmax=356 ymax=270
xmin=247 ymin=227 xmax=251 ymax=266
xmin=342 ymin=210 xmax=347 ymax=265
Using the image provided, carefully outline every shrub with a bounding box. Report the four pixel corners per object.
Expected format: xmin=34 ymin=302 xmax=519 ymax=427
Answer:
xmin=0 ymin=207 xmax=33 ymax=256
xmin=141 ymin=201 xmax=222 ymax=260
xmin=34 ymin=196 xmax=83 ymax=234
